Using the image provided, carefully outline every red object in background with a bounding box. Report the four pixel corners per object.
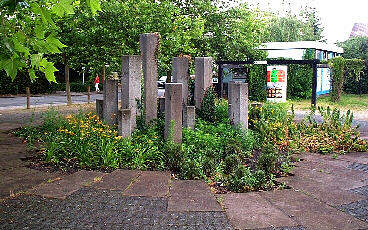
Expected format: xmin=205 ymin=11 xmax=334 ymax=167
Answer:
xmin=267 ymin=71 xmax=271 ymax=82
xmin=94 ymin=75 xmax=100 ymax=84
xmin=278 ymin=70 xmax=285 ymax=82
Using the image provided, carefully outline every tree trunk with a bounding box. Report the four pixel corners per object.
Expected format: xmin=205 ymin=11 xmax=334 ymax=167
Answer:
xmin=63 ymin=54 xmax=72 ymax=105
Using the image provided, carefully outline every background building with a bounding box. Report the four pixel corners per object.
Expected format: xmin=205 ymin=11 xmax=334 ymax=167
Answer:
xmin=350 ymin=23 xmax=368 ymax=38
xmin=259 ymin=41 xmax=343 ymax=61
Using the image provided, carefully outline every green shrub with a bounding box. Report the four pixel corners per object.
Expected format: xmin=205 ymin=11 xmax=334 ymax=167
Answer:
xmin=198 ymin=86 xmax=217 ymax=123
xmin=257 ymin=143 xmax=278 ymax=175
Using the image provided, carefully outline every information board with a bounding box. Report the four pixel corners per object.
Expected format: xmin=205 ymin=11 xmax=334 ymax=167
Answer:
xmin=316 ymin=67 xmax=331 ymax=96
xmin=266 ymin=65 xmax=288 ymax=103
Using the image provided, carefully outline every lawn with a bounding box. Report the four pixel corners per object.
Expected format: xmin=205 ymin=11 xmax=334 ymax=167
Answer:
xmin=288 ymin=94 xmax=368 ymax=111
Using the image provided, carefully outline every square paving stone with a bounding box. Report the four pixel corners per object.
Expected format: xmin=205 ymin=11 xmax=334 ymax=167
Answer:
xmin=124 ymin=171 xmax=171 ymax=197
xmin=296 ymin=153 xmax=351 ymax=168
xmin=29 ymin=170 xmax=105 ymax=199
xmin=0 ymin=123 xmax=23 ymax=132
xmin=339 ymin=152 xmax=368 ymax=165
xmin=296 ymin=159 xmax=368 ymax=182
xmin=290 ymin=165 xmax=367 ymax=191
xmin=0 ymin=167 xmax=62 ymax=199
xmin=93 ymin=169 xmax=140 ymax=191
xmin=167 ymin=180 xmax=222 ymax=212
xmin=280 ymin=175 xmax=366 ymax=206
xmin=261 ymin=189 xmax=368 ymax=230
xmin=221 ymin=192 xmax=298 ymax=230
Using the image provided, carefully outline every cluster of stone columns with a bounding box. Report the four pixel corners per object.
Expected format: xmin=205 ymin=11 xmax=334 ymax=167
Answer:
xmin=97 ymin=32 xmax=249 ymax=143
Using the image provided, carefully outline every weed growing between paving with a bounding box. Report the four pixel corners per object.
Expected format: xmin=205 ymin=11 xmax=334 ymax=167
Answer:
xmin=16 ymin=93 xmax=368 ymax=193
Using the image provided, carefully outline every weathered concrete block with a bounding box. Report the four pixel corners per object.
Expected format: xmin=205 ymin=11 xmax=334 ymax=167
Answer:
xmin=120 ymin=109 xmax=132 ymax=138
xmin=165 ymin=83 xmax=183 ymax=143
xmin=183 ymin=106 xmax=195 ymax=129
xmin=172 ymin=57 xmax=190 ymax=106
xmin=96 ymin=99 xmax=104 ymax=120
xmin=229 ymin=82 xmax=248 ymax=130
xmin=194 ymin=57 xmax=213 ymax=109
xmin=140 ymin=33 xmax=159 ymax=124
xmin=228 ymin=81 xmax=233 ymax=118
xmin=103 ymin=79 xmax=118 ymax=126
xmin=121 ymin=55 xmax=142 ymax=130
xmin=158 ymin=97 xmax=165 ymax=114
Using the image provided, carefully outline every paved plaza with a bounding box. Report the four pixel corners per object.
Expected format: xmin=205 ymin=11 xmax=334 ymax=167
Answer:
xmin=0 ymin=120 xmax=368 ymax=229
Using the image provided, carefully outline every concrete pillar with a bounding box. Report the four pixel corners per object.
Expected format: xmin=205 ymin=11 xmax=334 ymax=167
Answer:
xmin=158 ymin=97 xmax=165 ymax=114
xmin=194 ymin=57 xmax=213 ymax=109
xmin=103 ymin=79 xmax=118 ymax=126
xmin=119 ymin=109 xmax=132 ymax=138
xmin=96 ymin=99 xmax=104 ymax=120
xmin=229 ymin=82 xmax=248 ymax=130
xmin=140 ymin=33 xmax=159 ymax=124
xmin=228 ymin=81 xmax=233 ymax=118
xmin=172 ymin=57 xmax=190 ymax=106
xmin=183 ymin=106 xmax=195 ymax=129
xmin=121 ymin=55 xmax=142 ymax=130
xmin=164 ymin=83 xmax=183 ymax=143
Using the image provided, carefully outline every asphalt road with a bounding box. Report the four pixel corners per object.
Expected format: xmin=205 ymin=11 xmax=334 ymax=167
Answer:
xmin=0 ymin=89 xmax=166 ymax=110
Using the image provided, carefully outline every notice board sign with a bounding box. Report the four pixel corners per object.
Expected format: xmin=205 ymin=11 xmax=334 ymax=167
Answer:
xmin=266 ymin=65 xmax=287 ymax=103
xmin=316 ymin=67 xmax=331 ymax=96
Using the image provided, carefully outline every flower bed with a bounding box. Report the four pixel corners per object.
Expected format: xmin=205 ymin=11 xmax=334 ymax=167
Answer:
xmin=16 ymin=94 xmax=368 ymax=193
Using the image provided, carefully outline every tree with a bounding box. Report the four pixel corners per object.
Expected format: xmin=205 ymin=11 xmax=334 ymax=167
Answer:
xmin=262 ymin=6 xmax=324 ymax=42
xmin=0 ymin=0 xmax=101 ymax=82
xmin=339 ymin=36 xmax=368 ymax=60
xmin=55 ymin=0 xmax=205 ymax=77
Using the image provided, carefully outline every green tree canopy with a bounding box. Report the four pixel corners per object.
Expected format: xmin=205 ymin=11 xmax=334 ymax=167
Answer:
xmin=0 ymin=0 xmax=101 ymax=81
xmin=339 ymin=36 xmax=368 ymax=60
xmin=262 ymin=6 xmax=324 ymax=42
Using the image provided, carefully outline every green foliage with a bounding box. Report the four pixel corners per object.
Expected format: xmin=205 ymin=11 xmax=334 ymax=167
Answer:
xmin=18 ymin=101 xmax=368 ymax=192
xmin=287 ymin=64 xmax=313 ymax=99
xmin=329 ymin=57 xmax=347 ymax=102
xmin=299 ymin=106 xmax=368 ymax=154
xmin=249 ymin=102 xmax=368 ymax=154
xmin=329 ymin=57 xmax=365 ymax=101
xmin=248 ymin=65 xmax=267 ymax=101
xmin=0 ymin=0 xmax=101 ymax=82
xmin=262 ymin=6 xmax=324 ymax=42
xmin=257 ymin=143 xmax=278 ymax=175
xmin=198 ymin=86 xmax=216 ymax=123
xmin=339 ymin=36 xmax=368 ymax=60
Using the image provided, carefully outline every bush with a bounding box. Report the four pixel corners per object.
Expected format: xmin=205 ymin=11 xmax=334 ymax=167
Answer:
xmin=197 ymin=86 xmax=217 ymax=123
xmin=343 ymin=62 xmax=368 ymax=94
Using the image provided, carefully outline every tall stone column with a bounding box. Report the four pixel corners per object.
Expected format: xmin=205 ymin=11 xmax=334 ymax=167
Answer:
xmin=103 ymin=79 xmax=118 ymax=126
xmin=229 ymin=82 xmax=248 ymax=130
xmin=121 ymin=55 xmax=142 ymax=130
xmin=140 ymin=33 xmax=159 ymax=124
xmin=164 ymin=83 xmax=183 ymax=143
xmin=183 ymin=106 xmax=195 ymax=129
xmin=172 ymin=57 xmax=190 ymax=106
xmin=194 ymin=57 xmax=213 ymax=109
xmin=96 ymin=99 xmax=104 ymax=120
xmin=228 ymin=81 xmax=234 ymax=118
xmin=120 ymin=109 xmax=132 ymax=138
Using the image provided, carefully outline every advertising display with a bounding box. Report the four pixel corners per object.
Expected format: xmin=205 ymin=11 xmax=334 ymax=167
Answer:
xmin=266 ymin=65 xmax=288 ymax=103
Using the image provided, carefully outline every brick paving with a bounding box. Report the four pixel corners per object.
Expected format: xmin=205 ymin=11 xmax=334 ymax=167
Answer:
xmin=1 ymin=117 xmax=368 ymax=229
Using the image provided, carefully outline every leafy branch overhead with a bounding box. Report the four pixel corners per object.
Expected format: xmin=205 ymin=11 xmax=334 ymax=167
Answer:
xmin=0 ymin=0 xmax=101 ymax=82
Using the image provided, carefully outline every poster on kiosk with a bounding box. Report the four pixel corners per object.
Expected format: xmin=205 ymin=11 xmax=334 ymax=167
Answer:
xmin=266 ymin=65 xmax=288 ymax=103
